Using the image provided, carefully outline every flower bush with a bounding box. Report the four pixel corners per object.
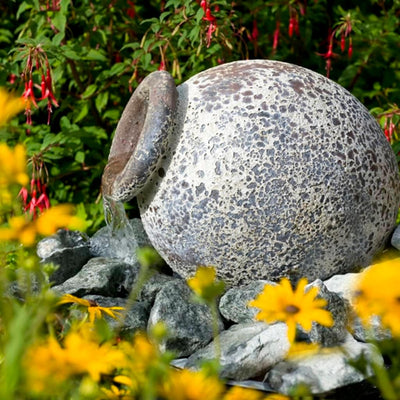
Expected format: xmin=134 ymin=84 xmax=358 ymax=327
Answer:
xmin=1 ymin=1 xmax=400 ymax=399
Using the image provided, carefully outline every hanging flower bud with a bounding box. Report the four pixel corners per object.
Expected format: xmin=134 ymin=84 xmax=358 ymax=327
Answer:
xmin=348 ymin=37 xmax=353 ymax=58
xmin=273 ymin=21 xmax=280 ymax=50
xmin=340 ymin=33 xmax=346 ymax=52
xmin=288 ymin=16 xmax=295 ymax=37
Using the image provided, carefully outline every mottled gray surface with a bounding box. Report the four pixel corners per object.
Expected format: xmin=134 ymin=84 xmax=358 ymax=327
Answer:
xmin=37 ymin=229 xmax=91 ymax=285
xmin=305 ymin=279 xmax=349 ymax=347
xmin=147 ymin=279 xmax=224 ymax=357
xmin=219 ymin=280 xmax=273 ymax=323
xmin=104 ymin=60 xmax=400 ymax=285
xmin=52 ymin=257 xmax=137 ymax=298
xmin=266 ymin=334 xmax=383 ymax=395
xmin=390 ymin=224 xmax=400 ymax=250
xmin=186 ymin=322 xmax=290 ymax=380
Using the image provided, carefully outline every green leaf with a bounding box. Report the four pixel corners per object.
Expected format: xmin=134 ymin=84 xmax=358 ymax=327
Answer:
xmin=107 ymin=63 xmax=127 ymax=77
xmin=121 ymin=42 xmax=140 ymax=51
xmin=160 ymin=11 xmax=171 ymax=22
xmin=103 ymin=109 xmax=120 ymax=120
xmin=195 ymin=7 xmax=204 ymax=24
xmin=16 ymin=1 xmax=32 ymax=19
xmin=81 ymin=84 xmax=97 ymax=99
xmin=84 ymin=49 xmax=108 ymax=62
xmin=52 ymin=31 xmax=65 ymax=46
xmin=75 ymin=151 xmax=85 ymax=163
xmin=52 ymin=10 xmax=67 ymax=33
xmin=95 ymin=91 xmax=109 ymax=113
xmin=62 ymin=48 xmax=80 ymax=60
xmin=143 ymin=53 xmax=152 ymax=69
xmin=73 ymin=102 xmax=89 ymax=123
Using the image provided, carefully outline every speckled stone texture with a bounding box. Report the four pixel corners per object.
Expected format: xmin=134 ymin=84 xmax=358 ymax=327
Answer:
xmin=108 ymin=60 xmax=400 ymax=286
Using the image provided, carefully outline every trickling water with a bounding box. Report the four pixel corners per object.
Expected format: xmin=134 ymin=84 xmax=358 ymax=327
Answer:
xmin=102 ymin=195 xmax=139 ymax=263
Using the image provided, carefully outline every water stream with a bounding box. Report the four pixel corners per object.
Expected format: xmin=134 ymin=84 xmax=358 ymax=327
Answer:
xmin=103 ymin=195 xmax=139 ymax=263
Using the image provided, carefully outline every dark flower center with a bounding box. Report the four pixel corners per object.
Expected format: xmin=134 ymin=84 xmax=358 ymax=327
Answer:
xmin=285 ymin=304 xmax=300 ymax=314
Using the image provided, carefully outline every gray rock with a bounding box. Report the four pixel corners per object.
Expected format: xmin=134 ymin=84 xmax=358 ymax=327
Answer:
xmin=352 ymin=314 xmax=392 ymax=343
xmin=83 ymin=295 xmax=150 ymax=337
xmin=147 ymin=279 xmax=224 ymax=357
xmin=138 ymin=272 xmax=176 ymax=304
xmin=305 ymin=279 xmax=349 ymax=347
xmin=219 ymin=280 xmax=273 ymax=323
xmin=266 ymin=334 xmax=383 ymax=395
xmin=37 ymin=229 xmax=91 ymax=285
xmin=52 ymin=257 xmax=138 ymax=298
xmin=186 ymin=322 xmax=290 ymax=380
xmin=323 ymin=270 xmax=391 ymax=342
xmin=390 ymin=225 xmax=400 ymax=250
xmin=323 ymin=271 xmax=362 ymax=304
xmin=89 ymin=218 xmax=152 ymax=265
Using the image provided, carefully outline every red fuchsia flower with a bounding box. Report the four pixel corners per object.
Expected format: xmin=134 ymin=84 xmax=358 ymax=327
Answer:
xmin=19 ymin=178 xmax=50 ymax=218
xmin=158 ymin=60 xmax=166 ymax=71
xmin=288 ymin=8 xmax=300 ymax=38
xmin=127 ymin=0 xmax=135 ymax=18
xmin=298 ymin=0 xmax=307 ymax=16
xmin=40 ymin=69 xmax=59 ymax=124
xmin=348 ymin=36 xmax=353 ymax=58
xmin=384 ymin=118 xmax=396 ymax=143
xmin=250 ymin=19 xmax=259 ymax=43
xmin=340 ymin=33 xmax=346 ymax=52
xmin=273 ymin=20 xmax=281 ymax=51
xmin=201 ymin=1 xmax=217 ymax=48
xmin=318 ymin=32 xmax=338 ymax=78
xmin=8 ymin=74 xmax=17 ymax=84
xmin=22 ymin=79 xmax=38 ymax=109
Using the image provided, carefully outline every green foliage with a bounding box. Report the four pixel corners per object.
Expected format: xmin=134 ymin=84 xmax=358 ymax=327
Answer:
xmin=1 ymin=0 xmax=400 ymax=234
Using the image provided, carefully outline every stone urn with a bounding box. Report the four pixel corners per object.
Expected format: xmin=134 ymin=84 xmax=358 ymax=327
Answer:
xmin=102 ymin=60 xmax=400 ymax=286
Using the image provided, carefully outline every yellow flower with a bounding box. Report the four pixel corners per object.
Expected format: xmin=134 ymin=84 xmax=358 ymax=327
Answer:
xmin=121 ymin=332 xmax=159 ymax=374
xmin=0 ymin=205 xmax=84 ymax=246
xmin=223 ymin=386 xmax=265 ymax=400
xmin=25 ymin=323 xmax=125 ymax=393
xmin=0 ymin=215 xmax=37 ymax=246
xmin=58 ymin=294 xmax=124 ymax=323
xmin=36 ymin=204 xmax=85 ymax=235
xmin=353 ymin=254 xmax=400 ymax=336
xmin=249 ymin=278 xmax=333 ymax=343
xmin=264 ymin=394 xmax=291 ymax=400
xmin=187 ymin=266 xmax=225 ymax=302
xmin=160 ymin=368 xmax=225 ymax=400
xmin=0 ymin=88 xmax=25 ymax=126
xmin=285 ymin=341 xmax=321 ymax=360
xmin=101 ymin=375 xmax=136 ymax=399
xmin=0 ymin=143 xmax=29 ymax=187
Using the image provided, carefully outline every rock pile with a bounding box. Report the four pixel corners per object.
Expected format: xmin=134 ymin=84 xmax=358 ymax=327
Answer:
xmin=34 ymin=219 xmax=393 ymax=396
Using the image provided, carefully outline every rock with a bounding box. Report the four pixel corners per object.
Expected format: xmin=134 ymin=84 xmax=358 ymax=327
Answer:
xmin=137 ymin=272 xmax=176 ymax=304
xmin=304 ymin=279 xmax=350 ymax=347
xmin=37 ymin=229 xmax=91 ymax=285
xmin=219 ymin=280 xmax=273 ymax=323
xmin=89 ymin=218 xmax=152 ymax=265
xmin=103 ymin=60 xmax=400 ymax=286
xmin=147 ymin=279 xmax=224 ymax=357
xmin=323 ymin=271 xmax=361 ymax=304
xmin=351 ymin=315 xmax=392 ymax=343
xmin=265 ymin=334 xmax=383 ymax=395
xmin=83 ymin=295 xmax=150 ymax=337
xmin=186 ymin=322 xmax=290 ymax=380
xmin=390 ymin=224 xmax=400 ymax=250
xmin=323 ymin=271 xmax=391 ymax=342
xmin=52 ymin=257 xmax=137 ymax=298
